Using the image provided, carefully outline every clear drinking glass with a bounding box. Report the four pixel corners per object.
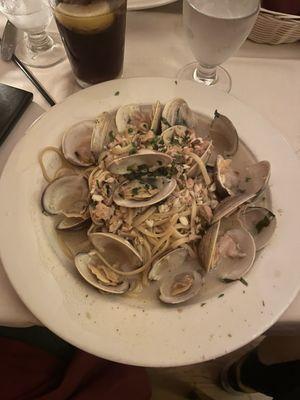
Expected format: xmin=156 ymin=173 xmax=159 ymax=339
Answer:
xmin=0 ymin=0 xmax=65 ymax=68
xmin=178 ymin=0 xmax=260 ymax=92
xmin=49 ymin=0 xmax=127 ymax=88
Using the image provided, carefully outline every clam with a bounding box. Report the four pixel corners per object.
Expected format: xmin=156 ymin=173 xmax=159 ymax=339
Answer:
xmin=41 ymin=175 xmax=89 ymax=218
xmin=148 ymin=248 xmax=203 ymax=304
xmin=161 ymin=98 xmax=195 ymax=131
xmin=56 ymin=216 xmax=90 ymax=231
xmin=209 ymin=110 xmax=239 ymax=158
xmin=62 ymin=120 xmax=95 ymax=167
xmin=75 ymin=251 xmax=130 ymax=294
xmin=159 ymin=270 xmax=203 ymax=304
xmin=199 ymin=217 xmax=256 ymax=280
xmin=212 ymin=192 xmax=254 ymax=224
xmin=148 ymin=248 xmax=189 ymax=281
xmin=240 ymin=161 xmax=271 ymax=197
xmin=91 ymin=112 xmax=116 ymax=160
xmin=113 ymin=176 xmax=177 ymax=208
xmin=115 ymin=104 xmax=150 ymax=133
xmin=215 ymin=155 xmax=240 ymax=198
xmin=89 ymin=232 xmax=143 ymax=273
xmin=212 ymin=160 xmax=271 ymax=223
xmin=107 ymin=150 xmax=172 ymax=175
xmin=238 ymin=207 xmax=276 ymax=251
xmin=150 ymin=101 xmax=163 ymax=133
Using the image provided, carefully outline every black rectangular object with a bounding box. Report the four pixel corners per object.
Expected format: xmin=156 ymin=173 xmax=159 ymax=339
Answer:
xmin=0 ymin=83 xmax=33 ymax=146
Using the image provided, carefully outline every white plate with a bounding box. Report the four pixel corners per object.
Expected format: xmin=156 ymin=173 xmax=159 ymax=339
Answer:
xmin=0 ymin=78 xmax=299 ymax=367
xmin=128 ymin=0 xmax=177 ymax=11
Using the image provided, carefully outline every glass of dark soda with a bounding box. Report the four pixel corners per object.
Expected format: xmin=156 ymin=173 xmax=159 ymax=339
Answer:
xmin=49 ymin=0 xmax=127 ymax=87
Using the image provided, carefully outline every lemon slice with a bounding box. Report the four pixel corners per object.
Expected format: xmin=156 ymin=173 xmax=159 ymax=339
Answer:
xmin=55 ymin=2 xmax=114 ymax=33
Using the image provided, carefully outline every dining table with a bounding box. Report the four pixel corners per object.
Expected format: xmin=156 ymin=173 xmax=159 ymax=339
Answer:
xmin=0 ymin=1 xmax=299 ymax=337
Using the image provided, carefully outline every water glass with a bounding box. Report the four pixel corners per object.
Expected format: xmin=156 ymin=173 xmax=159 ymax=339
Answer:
xmin=0 ymin=0 xmax=65 ymax=68
xmin=178 ymin=0 xmax=260 ymax=92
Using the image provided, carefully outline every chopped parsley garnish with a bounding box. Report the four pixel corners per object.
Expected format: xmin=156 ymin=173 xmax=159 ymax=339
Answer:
xmin=255 ymin=212 xmax=275 ymax=234
xmin=174 ymin=153 xmax=184 ymax=163
xmin=96 ymin=180 xmax=101 ymax=189
xmin=239 ymin=277 xmax=248 ymax=287
xmin=129 ymin=144 xmax=138 ymax=155
xmin=161 ymin=117 xmax=171 ymax=127
xmin=89 ymin=199 xmax=97 ymax=208
xmin=114 ymin=91 xmax=120 ymax=96
xmin=150 ymin=136 xmax=165 ymax=151
xmin=214 ymin=109 xmax=221 ymax=118
xmin=128 ymin=127 xmax=134 ymax=133
xmin=220 ymin=277 xmax=248 ymax=287
xmin=139 ymin=175 xmax=158 ymax=189
xmin=108 ymin=131 xmax=115 ymax=142
xmin=245 ymin=176 xmax=251 ymax=182
xmin=170 ymin=134 xmax=180 ymax=145
xmin=218 ymin=293 xmax=224 ymax=298
xmin=131 ymin=187 xmax=139 ymax=195
xmin=182 ymin=131 xmax=190 ymax=144
xmin=220 ymin=278 xmax=236 ymax=284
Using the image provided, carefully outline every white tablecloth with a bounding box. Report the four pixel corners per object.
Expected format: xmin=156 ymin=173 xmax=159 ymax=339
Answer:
xmin=0 ymin=2 xmax=299 ymax=331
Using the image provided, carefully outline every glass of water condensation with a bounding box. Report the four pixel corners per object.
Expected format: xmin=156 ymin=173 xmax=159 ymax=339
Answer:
xmin=0 ymin=0 xmax=65 ymax=68
xmin=178 ymin=0 xmax=260 ymax=92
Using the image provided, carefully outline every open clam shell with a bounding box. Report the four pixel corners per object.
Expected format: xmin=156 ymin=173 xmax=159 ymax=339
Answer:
xmin=89 ymin=232 xmax=143 ymax=273
xmin=212 ymin=192 xmax=255 ymax=224
xmin=209 ymin=110 xmax=239 ymax=158
xmin=159 ymin=270 xmax=203 ymax=304
xmin=62 ymin=120 xmax=95 ymax=167
xmin=240 ymin=161 xmax=271 ymax=197
xmin=199 ymin=220 xmax=220 ymax=272
xmin=238 ymin=207 xmax=276 ymax=251
xmin=161 ymin=98 xmax=195 ymax=131
xmin=148 ymin=247 xmax=202 ymax=304
xmin=41 ymin=175 xmax=89 ymax=218
xmin=75 ymin=251 xmax=130 ymax=294
xmin=148 ymin=248 xmax=189 ymax=281
xmin=91 ymin=112 xmax=116 ymax=160
xmin=56 ymin=216 xmax=90 ymax=231
xmin=107 ymin=150 xmax=172 ymax=175
xmin=113 ymin=177 xmax=177 ymax=208
xmin=199 ymin=217 xmax=256 ymax=280
xmin=115 ymin=104 xmax=150 ymax=133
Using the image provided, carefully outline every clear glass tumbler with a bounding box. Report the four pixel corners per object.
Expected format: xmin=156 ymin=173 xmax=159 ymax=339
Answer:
xmin=0 ymin=0 xmax=65 ymax=68
xmin=49 ymin=0 xmax=127 ymax=88
xmin=178 ymin=0 xmax=260 ymax=92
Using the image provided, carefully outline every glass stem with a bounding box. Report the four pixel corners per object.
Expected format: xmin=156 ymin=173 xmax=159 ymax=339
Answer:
xmin=26 ymin=30 xmax=53 ymax=53
xmin=194 ymin=64 xmax=217 ymax=86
